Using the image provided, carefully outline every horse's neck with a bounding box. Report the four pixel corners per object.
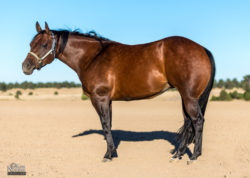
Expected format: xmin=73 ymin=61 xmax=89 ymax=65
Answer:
xmin=56 ymin=36 xmax=103 ymax=75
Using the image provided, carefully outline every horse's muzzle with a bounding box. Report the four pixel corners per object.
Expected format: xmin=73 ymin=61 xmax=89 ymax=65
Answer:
xmin=22 ymin=61 xmax=35 ymax=75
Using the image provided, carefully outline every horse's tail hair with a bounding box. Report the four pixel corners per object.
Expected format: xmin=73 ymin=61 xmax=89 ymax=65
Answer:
xmin=199 ymin=48 xmax=216 ymax=115
xmin=177 ymin=118 xmax=195 ymax=145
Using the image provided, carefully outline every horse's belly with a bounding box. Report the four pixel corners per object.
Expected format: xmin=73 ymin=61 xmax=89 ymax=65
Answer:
xmin=112 ymin=70 xmax=169 ymax=100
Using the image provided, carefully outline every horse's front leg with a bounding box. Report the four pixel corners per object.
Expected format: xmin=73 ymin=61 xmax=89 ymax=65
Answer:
xmin=90 ymin=94 xmax=116 ymax=161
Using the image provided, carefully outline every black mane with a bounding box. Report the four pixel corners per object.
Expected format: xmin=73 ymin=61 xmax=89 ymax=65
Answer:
xmin=65 ymin=29 xmax=110 ymax=41
xmin=33 ymin=29 xmax=110 ymax=54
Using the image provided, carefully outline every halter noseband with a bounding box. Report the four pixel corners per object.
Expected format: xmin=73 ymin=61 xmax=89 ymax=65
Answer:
xmin=28 ymin=32 xmax=56 ymax=69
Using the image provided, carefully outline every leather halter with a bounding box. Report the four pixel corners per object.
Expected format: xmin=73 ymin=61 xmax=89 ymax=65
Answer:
xmin=28 ymin=32 xmax=56 ymax=69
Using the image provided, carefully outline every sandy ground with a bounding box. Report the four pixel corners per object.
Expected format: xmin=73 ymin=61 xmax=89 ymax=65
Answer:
xmin=0 ymin=89 xmax=249 ymax=178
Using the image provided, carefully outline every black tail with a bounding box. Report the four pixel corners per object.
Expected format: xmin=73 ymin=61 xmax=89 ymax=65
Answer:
xmin=176 ymin=117 xmax=195 ymax=145
xmin=199 ymin=48 xmax=216 ymax=115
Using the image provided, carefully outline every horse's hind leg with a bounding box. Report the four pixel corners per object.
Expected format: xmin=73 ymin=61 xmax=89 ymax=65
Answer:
xmin=172 ymin=99 xmax=194 ymax=160
xmin=182 ymin=96 xmax=204 ymax=161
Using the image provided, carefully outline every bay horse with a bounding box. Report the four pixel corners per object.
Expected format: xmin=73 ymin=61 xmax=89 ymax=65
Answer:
xmin=22 ymin=22 xmax=215 ymax=163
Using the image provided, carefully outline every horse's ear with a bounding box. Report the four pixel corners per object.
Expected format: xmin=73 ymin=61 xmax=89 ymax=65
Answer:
xmin=45 ymin=22 xmax=51 ymax=34
xmin=36 ymin=22 xmax=42 ymax=33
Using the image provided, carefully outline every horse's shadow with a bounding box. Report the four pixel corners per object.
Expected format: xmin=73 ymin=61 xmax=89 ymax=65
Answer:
xmin=72 ymin=129 xmax=192 ymax=158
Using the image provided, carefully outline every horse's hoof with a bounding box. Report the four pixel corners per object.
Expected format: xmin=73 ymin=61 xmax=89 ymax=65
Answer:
xmin=187 ymin=159 xmax=194 ymax=165
xmin=169 ymin=156 xmax=181 ymax=162
xmin=169 ymin=157 xmax=176 ymax=163
xmin=102 ymin=158 xmax=112 ymax=162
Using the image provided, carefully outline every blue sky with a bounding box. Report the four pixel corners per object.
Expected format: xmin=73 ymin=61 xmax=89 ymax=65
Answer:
xmin=0 ymin=0 xmax=250 ymax=83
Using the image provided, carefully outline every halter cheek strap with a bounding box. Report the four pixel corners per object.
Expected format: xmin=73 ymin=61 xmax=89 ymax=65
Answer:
xmin=28 ymin=32 xmax=56 ymax=69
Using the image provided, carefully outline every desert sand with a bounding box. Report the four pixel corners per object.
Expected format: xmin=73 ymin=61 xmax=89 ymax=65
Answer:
xmin=0 ymin=89 xmax=249 ymax=178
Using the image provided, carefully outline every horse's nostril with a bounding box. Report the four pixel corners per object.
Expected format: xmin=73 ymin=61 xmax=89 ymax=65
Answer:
xmin=22 ymin=62 xmax=34 ymax=75
xmin=23 ymin=60 xmax=32 ymax=69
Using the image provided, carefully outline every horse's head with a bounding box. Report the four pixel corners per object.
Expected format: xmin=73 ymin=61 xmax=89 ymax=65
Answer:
xmin=22 ymin=22 xmax=56 ymax=75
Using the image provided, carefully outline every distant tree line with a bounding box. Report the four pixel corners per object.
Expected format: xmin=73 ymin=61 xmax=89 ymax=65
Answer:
xmin=211 ymin=75 xmax=250 ymax=101
xmin=0 ymin=81 xmax=81 ymax=91
xmin=0 ymin=75 xmax=249 ymax=92
xmin=211 ymin=89 xmax=250 ymax=101
xmin=213 ymin=75 xmax=250 ymax=91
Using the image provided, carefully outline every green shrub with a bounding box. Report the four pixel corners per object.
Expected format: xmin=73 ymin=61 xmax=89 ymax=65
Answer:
xmin=238 ymin=93 xmax=244 ymax=99
xmin=242 ymin=75 xmax=250 ymax=92
xmin=81 ymin=94 xmax=88 ymax=100
xmin=15 ymin=90 xmax=22 ymax=99
xmin=54 ymin=91 xmax=58 ymax=95
xmin=211 ymin=90 xmax=232 ymax=101
xmin=210 ymin=95 xmax=219 ymax=101
xmin=219 ymin=90 xmax=232 ymax=101
xmin=28 ymin=91 xmax=33 ymax=95
xmin=229 ymin=90 xmax=244 ymax=99
xmin=243 ymin=91 xmax=250 ymax=101
xmin=0 ymin=83 xmax=7 ymax=92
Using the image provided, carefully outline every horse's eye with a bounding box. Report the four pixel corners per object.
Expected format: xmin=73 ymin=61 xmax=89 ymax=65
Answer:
xmin=42 ymin=43 xmax=48 ymax=48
